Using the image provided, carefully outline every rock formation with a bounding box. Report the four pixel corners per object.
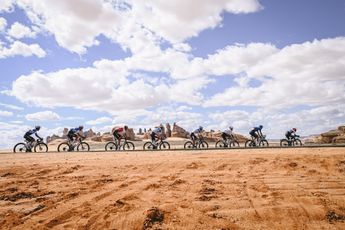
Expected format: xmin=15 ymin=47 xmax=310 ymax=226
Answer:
xmin=166 ymin=123 xmax=171 ymax=137
xmin=171 ymin=123 xmax=189 ymax=138
xmin=309 ymin=125 xmax=345 ymax=144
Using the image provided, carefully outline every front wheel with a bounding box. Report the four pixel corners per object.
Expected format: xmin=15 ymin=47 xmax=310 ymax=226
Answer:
xmin=105 ymin=142 xmax=117 ymax=151
xmin=293 ymin=139 xmax=303 ymax=147
xmin=215 ymin=140 xmax=227 ymax=148
xmin=198 ymin=140 xmax=208 ymax=149
xmin=58 ymin=142 xmax=71 ymax=152
xmin=77 ymin=142 xmax=90 ymax=151
xmin=13 ymin=143 xmax=28 ymax=153
xmin=280 ymin=139 xmax=289 ymax=147
xmin=259 ymin=140 xmax=269 ymax=147
xmin=159 ymin=141 xmax=170 ymax=150
xmin=143 ymin=142 xmax=155 ymax=150
xmin=245 ymin=140 xmax=256 ymax=148
xmin=184 ymin=141 xmax=195 ymax=149
xmin=34 ymin=143 xmax=48 ymax=152
xmin=123 ymin=141 xmax=135 ymax=150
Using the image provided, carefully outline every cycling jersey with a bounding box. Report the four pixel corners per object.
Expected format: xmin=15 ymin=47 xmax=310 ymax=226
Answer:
xmin=193 ymin=128 xmax=203 ymax=134
xmin=152 ymin=127 xmax=162 ymax=134
xmin=223 ymin=129 xmax=233 ymax=135
xmin=69 ymin=127 xmax=82 ymax=134
xmin=25 ymin=128 xmax=39 ymax=136
xmin=113 ymin=126 xmax=126 ymax=135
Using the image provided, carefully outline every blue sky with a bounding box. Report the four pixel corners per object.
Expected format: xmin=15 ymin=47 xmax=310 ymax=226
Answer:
xmin=0 ymin=0 xmax=344 ymax=148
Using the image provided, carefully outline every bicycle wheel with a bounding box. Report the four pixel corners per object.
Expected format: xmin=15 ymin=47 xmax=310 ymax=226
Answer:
xmin=123 ymin=141 xmax=135 ymax=150
xmin=143 ymin=142 xmax=155 ymax=150
xmin=105 ymin=142 xmax=117 ymax=151
xmin=230 ymin=140 xmax=240 ymax=147
xmin=13 ymin=143 xmax=28 ymax=153
xmin=293 ymin=139 xmax=302 ymax=147
xmin=198 ymin=140 xmax=208 ymax=149
xmin=215 ymin=140 xmax=227 ymax=148
xmin=280 ymin=139 xmax=289 ymax=147
xmin=159 ymin=141 xmax=170 ymax=150
xmin=184 ymin=141 xmax=195 ymax=149
xmin=58 ymin=142 xmax=70 ymax=152
xmin=259 ymin=140 xmax=269 ymax=147
xmin=77 ymin=142 xmax=90 ymax=151
xmin=34 ymin=143 xmax=48 ymax=152
xmin=245 ymin=140 xmax=255 ymax=148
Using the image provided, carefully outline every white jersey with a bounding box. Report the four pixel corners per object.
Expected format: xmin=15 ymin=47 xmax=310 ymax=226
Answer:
xmin=152 ymin=127 xmax=162 ymax=134
xmin=224 ymin=129 xmax=233 ymax=135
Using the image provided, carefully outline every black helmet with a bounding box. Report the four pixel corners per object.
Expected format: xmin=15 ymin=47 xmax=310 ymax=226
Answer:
xmin=35 ymin=125 xmax=41 ymax=130
xmin=79 ymin=125 xmax=84 ymax=129
xmin=124 ymin=125 xmax=128 ymax=130
xmin=259 ymin=125 xmax=263 ymax=129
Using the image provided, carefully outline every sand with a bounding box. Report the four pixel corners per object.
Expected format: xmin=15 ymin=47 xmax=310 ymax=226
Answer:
xmin=0 ymin=148 xmax=345 ymax=229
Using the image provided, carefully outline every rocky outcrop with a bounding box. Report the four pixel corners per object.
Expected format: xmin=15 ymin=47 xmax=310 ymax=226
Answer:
xmin=85 ymin=129 xmax=96 ymax=138
xmin=91 ymin=136 xmax=102 ymax=142
xmin=166 ymin=123 xmax=171 ymax=137
xmin=171 ymin=123 xmax=189 ymax=138
xmin=126 ymin=128 xmax=135 ymax=141
xmin=101 ymin=133 xmax=114 ymax=142
xmin=46 ymin=135 xmax=64 ymax=143
xmin=202 ymin=131 xmax=249 ymax=143
xmin=62 ymin=128 xmax=69 ymax=138
xmin=309 ymin=125 xmax=345 ymax=144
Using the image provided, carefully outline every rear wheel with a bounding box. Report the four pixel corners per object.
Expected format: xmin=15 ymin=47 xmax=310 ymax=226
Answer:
xmin=184 ymin=141 xmax=195 ymax=149
xmin=159 ymin=141 xmax=170 ymax=150
xmin=143 ymin=142 xmax=155 ymax=150
xmin=77 ymin=142 xmax=90 ymax=151
xmin=259 ymin=140 xmax=269 ymax=147
xmin=280 ymin=139 xmax=289 ymax=147
xmin=245 ymin=140 xmax=256 ymax=148
xmin=230 ymin=140 xmax=240 ymax=147
xmin=198 ymin=140 xmax=208 ymax=149
xmin=34 ymin=143 xmax=48 ymax=152
xmin=123 ymin=141 xmax=135 ymax=150
xmin=58 ymin=142 xmax=70 ymax=152
xmin=293 ymin=139 xmax=302 ymax=146
xmin=105 ymin=142 xmax=117 ymax=151
xmin=13 ymin=143 xmax=27 ymax=153
xmin=215 ymin=140 xmax=227 ymax=148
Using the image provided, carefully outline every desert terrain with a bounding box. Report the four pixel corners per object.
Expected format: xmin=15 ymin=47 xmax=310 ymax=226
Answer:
xmin=0 ymin=148 xmax=345 ymax=229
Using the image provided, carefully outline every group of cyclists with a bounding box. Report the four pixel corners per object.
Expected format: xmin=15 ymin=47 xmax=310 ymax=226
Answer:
xmin=22 ymin=123 xmax=300 ymax=151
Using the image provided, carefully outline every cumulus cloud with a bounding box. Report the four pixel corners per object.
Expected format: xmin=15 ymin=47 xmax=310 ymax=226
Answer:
xmin=0 ymin=17 xmax=7 ymax=31
xmin=0 ymin=40 xmax=46 ymax=58
xmin=86 ymin=116 xmax=112 ymax=125
xmin=0 ymin=110 xmax=13 ymax=117
xmin=0 ymin=0 xmax=14 ymax=12
xmin=0 ymin=102 xmax=23 ymax=110
xmin=25 ymin=111 xmax=60 ymax=121
xmin=7 ymin=22 xmax=37 ymax=39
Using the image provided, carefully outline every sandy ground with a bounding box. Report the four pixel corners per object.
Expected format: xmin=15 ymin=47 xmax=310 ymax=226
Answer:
xmin=0 ymin=148 xmax=345 ymax=229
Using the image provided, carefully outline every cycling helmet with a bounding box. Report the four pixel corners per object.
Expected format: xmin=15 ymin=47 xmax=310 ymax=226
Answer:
xmin=79 ymin=125 xmax=84 ymax=130
xmin=124 ymin=125 xmax=128 ymax=130
xmin=35 ymin=125 xmax=41 ymax=130
xmin=199 ymin=126 xmax=203 ymax=130
xmin=292 ymin=128 xmax=297 ymax=132
xmin=229 ymin=126 xmax=233 ymax=130
xmin=259 ymin=125 xmax=263 ymax=129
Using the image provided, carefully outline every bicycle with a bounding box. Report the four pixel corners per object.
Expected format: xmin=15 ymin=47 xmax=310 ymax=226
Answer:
xmin=215 ymin=136 xmax=239 ymax=148
xmin=13 ymin=138 xmax=48 ymax=153
xmin=57 ymin=137 xmax=90 ymax=152
xmin=143 ymin=137 xmax=170 ymax=150
xmin=245 ymin=135 xmax=269 ymax=147
xmin=105 ymin=137 xmax=135 ymax=151
xmin=280 ymin=135 xmax=302 ymax=147
xmin=184 ymin=136 xmax=209 ymax=149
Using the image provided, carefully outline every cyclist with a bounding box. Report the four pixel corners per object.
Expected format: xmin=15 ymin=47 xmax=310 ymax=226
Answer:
xmin=24 ymin=125 xmax=42 ymax=151
xmin=112 ymin=125 xmax=128 ymax=147
xmin=222 ymin=126 xmax=234 ymax=146
xmin=151 ymin=124 xmax=165 ymax=148
xmin=67 ymin=126 xmax=84 ymax=144
xmin=191 ymin=126 xmax=203 ymax=146
xmin=249 ymin=125 xmax=263 ymax=142
xmin=285 ymin=128 xmax=299 ymax=140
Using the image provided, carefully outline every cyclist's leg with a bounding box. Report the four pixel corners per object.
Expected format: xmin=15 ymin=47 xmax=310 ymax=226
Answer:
xmin=221 ymin=132 xmax=228 ymax=146
xmin=24 ymin=135 xmax=34 ymax=150
xmin=191 ymin=133 xmax=196 ymax=145
xmin=113 ymin=131 xmax=121 ymax=147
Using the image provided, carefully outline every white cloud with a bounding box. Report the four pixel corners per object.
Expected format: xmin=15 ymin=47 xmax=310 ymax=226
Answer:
xmin=86 ymin=116 xmax=112 ymax=125
xmin=0 ymin=110 xmax=13 ymax=117
xmin=7 ymin=22 xmax=37 ymax=39
xmin=0 ymin=40 xmax=46 ymax=58
xmin=0 ymin=17 xmax=7 ymax=31
xmin=25 ymin=111 xmax=60 ymax=121
xmin=0 ymin=0 xmax=14 ymax=12
xmin=0 ymin=102 xmax=24 ymax=110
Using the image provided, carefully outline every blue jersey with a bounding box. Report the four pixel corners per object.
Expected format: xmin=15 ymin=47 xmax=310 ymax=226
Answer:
xmin=252 ymin=127 xmax=262 ymax=132
xmin=69 ymin=127 xmax=82 ymax=134
xmin=26 ymin=128 xmax=39 ymax=136
xmin=193 ymin=128 xmax=202 ymax=134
